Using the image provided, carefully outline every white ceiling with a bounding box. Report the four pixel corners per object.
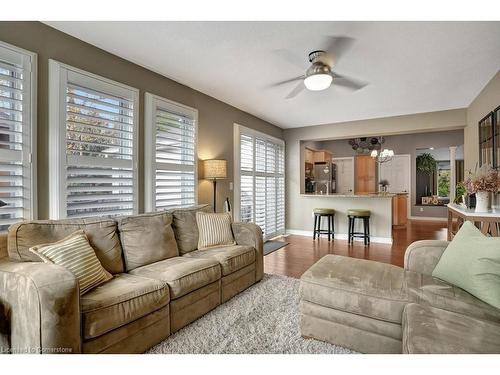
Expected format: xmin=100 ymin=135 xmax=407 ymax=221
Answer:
xmin=45 ymin=21 xmax=500 ymax=129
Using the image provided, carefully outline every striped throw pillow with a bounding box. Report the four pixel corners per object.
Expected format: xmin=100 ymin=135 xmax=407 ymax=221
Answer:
xmin=196 ymin=212 xmax=235 ymax=249
xmin=29 ymin=230 xmax=113 ymax=295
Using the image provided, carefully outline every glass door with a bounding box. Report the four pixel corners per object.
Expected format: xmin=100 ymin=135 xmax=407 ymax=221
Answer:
xmin=479 ymin=112 xmax=494 ymax=167
xmin=234 ymin=124 xmax=285 ymax=240
xmin=494 ymin=106 xmax=499 ymax=168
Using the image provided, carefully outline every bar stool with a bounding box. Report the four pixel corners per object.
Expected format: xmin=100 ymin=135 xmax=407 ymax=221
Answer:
xmin=347 ymin=209 xmax=371 ymax=245
xmin=313 ymin=208 xmax=335 ymax=241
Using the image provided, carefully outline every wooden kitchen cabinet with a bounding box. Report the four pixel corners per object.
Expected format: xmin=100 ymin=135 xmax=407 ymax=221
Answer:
xmin=355 ymin=155 xmax=377 ymax=194
xmin=304 ymin=148 xmax=314 ymax=163
xmin=313 ymin=150 xmax=332 ymax=163
xmin=392 ymin=194 xmax=408 ymax=226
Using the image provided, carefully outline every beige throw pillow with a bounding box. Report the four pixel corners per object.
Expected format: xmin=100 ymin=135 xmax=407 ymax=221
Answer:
xmin=29 ymin=230 xmax=113 ymax=295
xmin=196 ymin=212 xmax=235 ymax=249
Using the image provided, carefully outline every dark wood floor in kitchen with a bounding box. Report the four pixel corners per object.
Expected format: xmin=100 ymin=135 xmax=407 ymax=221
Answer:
xmin=264 ymin=220 xmax=448 ymax=279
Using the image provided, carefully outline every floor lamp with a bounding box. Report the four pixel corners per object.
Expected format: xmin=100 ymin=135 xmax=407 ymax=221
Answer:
xmin=203 ymin=159 xmax=227 ymax=212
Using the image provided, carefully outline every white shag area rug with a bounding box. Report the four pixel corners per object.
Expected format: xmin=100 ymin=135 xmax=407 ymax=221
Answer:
xmin=147 ymin=274 xmax=355 ymax=354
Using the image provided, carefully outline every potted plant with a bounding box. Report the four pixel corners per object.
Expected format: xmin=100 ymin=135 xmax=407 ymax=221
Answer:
xmin=464 ymin=165 xmax=500 ymax=212
xmin=454 ymin=181 xmax=466 ymax=205
xmin=379 ymin=179 xmax=390 ymax=194
xmin=416 ymin=153 xmax=437 ymax=197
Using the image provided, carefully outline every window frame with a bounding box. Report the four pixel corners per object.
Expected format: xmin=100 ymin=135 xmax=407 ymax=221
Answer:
xmin=0 ymin=40 xmax=37 ymax=227
xmin=48 ymin=60 xmax=139 ymax=219
xmin=144 ymin=92 xmax=198 ymax=212
xmin=233 ymin=123 xmax=285 ymax=239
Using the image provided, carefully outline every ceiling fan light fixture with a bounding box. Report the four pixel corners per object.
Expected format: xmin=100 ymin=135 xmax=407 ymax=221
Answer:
xmin=304 ymin=73 xmax=332 ymax=91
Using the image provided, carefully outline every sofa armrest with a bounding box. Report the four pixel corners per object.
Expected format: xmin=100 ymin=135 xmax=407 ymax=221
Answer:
xmin=232 ymin=222 xmax=264 ymax=281
xmin=0 ymin=233 xmax=8 ymax=260
xmin=404 ymin=240 xmax=449 ymax=276
xmin=0 ymin=260 xmax=81 ymax=354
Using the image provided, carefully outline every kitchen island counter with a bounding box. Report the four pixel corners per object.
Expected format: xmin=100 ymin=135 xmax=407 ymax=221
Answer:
xmin=289 ymin=193 xmax=398 ymax=243
xmin=301 ymin=193 xmax=396 ymax=198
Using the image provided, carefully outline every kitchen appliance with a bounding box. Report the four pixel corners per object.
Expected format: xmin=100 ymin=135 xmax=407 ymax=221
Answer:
xmin=313 ymin=162 xmax=336 ymax=194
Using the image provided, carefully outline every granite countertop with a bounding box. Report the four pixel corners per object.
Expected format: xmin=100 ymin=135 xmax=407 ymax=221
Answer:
xmin=300 ymin=193 xmax=397 ymax=198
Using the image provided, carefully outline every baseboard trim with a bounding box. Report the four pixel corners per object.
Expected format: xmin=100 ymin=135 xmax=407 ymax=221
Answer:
xmin=409 ymin=216 xmax=447 ymax=222
xmin=285 ymin=229 xmax=393 ymax=244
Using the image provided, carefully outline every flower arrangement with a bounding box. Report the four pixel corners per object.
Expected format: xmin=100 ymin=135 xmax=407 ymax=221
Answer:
xmin=464 ymin=164 xmax=500 ymax=194
xmin=379 ymin=179 xmax=390 ymax=193
xmin=379 ymin=179 xmax=390 ymax=187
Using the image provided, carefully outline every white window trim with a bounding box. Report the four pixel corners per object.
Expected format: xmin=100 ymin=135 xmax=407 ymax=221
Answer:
xmin=233 ymin=123 xmax=285 ymax=232
xmin=144 ymin=92 xmax=198 ymax=212
xmin=48 ymin=60 xmax=139 ymax=219
xmin=0 ymin=40 xmax=37 ymax=222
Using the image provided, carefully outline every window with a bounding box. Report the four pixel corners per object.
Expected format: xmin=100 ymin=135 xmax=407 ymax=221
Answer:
xmin=234 ymin=124 xmax=285 ymax=240
xmin=0 ymin=41 xmax=36 ymax=231
xmin=49 ymin=60 xmax=139 ymax=219
xmin=144 ymin=93 xmax=198 ymax=211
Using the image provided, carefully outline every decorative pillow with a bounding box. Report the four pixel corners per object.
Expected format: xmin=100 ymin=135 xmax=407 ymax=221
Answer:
xmin=29 ymin=230 xmax=113 ymax=295
xmin=432 ymin=221 xmax=500 ymax=309
xmin=196 ymin=212 xmax=235 ymax=249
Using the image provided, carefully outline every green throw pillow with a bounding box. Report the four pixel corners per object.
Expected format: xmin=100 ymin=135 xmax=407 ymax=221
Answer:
xmin=432 ymin=221 xmax=500 ymax=309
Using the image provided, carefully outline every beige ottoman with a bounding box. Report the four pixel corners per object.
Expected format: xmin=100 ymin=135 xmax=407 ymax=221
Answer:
xmin=299 ymin=254 xmax=417 ymax=353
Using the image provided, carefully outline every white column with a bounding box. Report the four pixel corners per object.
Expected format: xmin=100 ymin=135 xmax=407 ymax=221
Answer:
xmin=449 ymin=146 xmax=457 ymax=203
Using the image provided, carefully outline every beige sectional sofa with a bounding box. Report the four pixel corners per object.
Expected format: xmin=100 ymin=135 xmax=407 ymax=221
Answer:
xmin=0 ymin=205 xmax=263 ymax=354
xmin=299 ymin=240 xmax=500 ymax=354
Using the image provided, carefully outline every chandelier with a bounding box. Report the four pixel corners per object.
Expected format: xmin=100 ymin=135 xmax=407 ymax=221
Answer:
xmin=371 ymin=149 xmax=395 ymax=163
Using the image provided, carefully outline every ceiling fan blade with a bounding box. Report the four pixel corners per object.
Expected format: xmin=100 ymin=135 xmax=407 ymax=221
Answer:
xmin=285 ymin=82 xmax=305 ymax=99
xmin=269 ymin=75 xmax=305 ymax=88
xmin=272 ymin=49 xmax=307 ymax=69
xmin=324 ymin=36 xmax=356 ymax=62
xmin=331 ymin=72 xmax=367 ymax=91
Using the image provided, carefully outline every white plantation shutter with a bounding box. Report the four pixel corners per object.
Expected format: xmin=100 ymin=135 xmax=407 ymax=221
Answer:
xmin=236 ymin=125 xmax=285 ymax=240
xmin=0 ymin=42 xmax=36 ymax=231
xmin=49 ymin=61 xmax=139 ymax=219
xmin=145 ymin=93 xmax=197 ymax=211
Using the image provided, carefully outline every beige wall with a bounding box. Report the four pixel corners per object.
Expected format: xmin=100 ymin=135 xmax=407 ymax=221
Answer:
xmin=465 ymin=71 xmax=500 ymax=172
xmin=284 ymin=109 xmax=467 ymax=230
xmin=0 ymin=22 xmax=283 ymax=218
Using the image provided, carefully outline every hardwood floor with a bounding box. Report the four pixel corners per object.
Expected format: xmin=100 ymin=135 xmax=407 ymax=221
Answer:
xmin=264 ymin=220 xmax=447 ymax=279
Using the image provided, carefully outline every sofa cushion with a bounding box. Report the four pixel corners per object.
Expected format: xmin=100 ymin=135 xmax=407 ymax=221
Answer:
xmin=300 ymin=255 xmax=416 ymax=324
xmin=402 ymin=303 xmax=500 ymax=353
xmin=170 ymin=204 xmax=212 ymax=254
xmin=8 ymin=217 xmax=124 ymax=274
xmin=81 ymin=273 xmax=169 ymax=340
xmin=117 ymin=211 xmax=178 ymax=272
xmin=408 ymin=273 xmax=500 ymax=323
xmin=129 ymin=256 xmax=221 ymax=299
xmin=184 ymin=245 xmax=255 ymax=276
xmin=432 ymin=221 xmax=500 ymax=309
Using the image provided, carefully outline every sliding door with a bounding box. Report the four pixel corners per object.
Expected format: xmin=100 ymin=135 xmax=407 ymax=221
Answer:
xmin=234 ymin=124 xmax=285 ymax=240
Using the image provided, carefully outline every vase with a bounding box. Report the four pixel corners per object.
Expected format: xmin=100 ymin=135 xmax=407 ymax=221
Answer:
xmin=493 ymin=193 xmax=500 ymax=213
xmin=475 ymin=191 xmax=490 ymax=212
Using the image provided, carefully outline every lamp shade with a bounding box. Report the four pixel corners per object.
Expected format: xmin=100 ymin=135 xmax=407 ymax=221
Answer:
xmin=203 ymin=159 xmax=227 ymax=179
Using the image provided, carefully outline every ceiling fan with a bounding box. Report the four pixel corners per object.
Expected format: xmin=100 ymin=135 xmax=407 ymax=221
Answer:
xmin=271 ymin=36 xmax=367 ymax=99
